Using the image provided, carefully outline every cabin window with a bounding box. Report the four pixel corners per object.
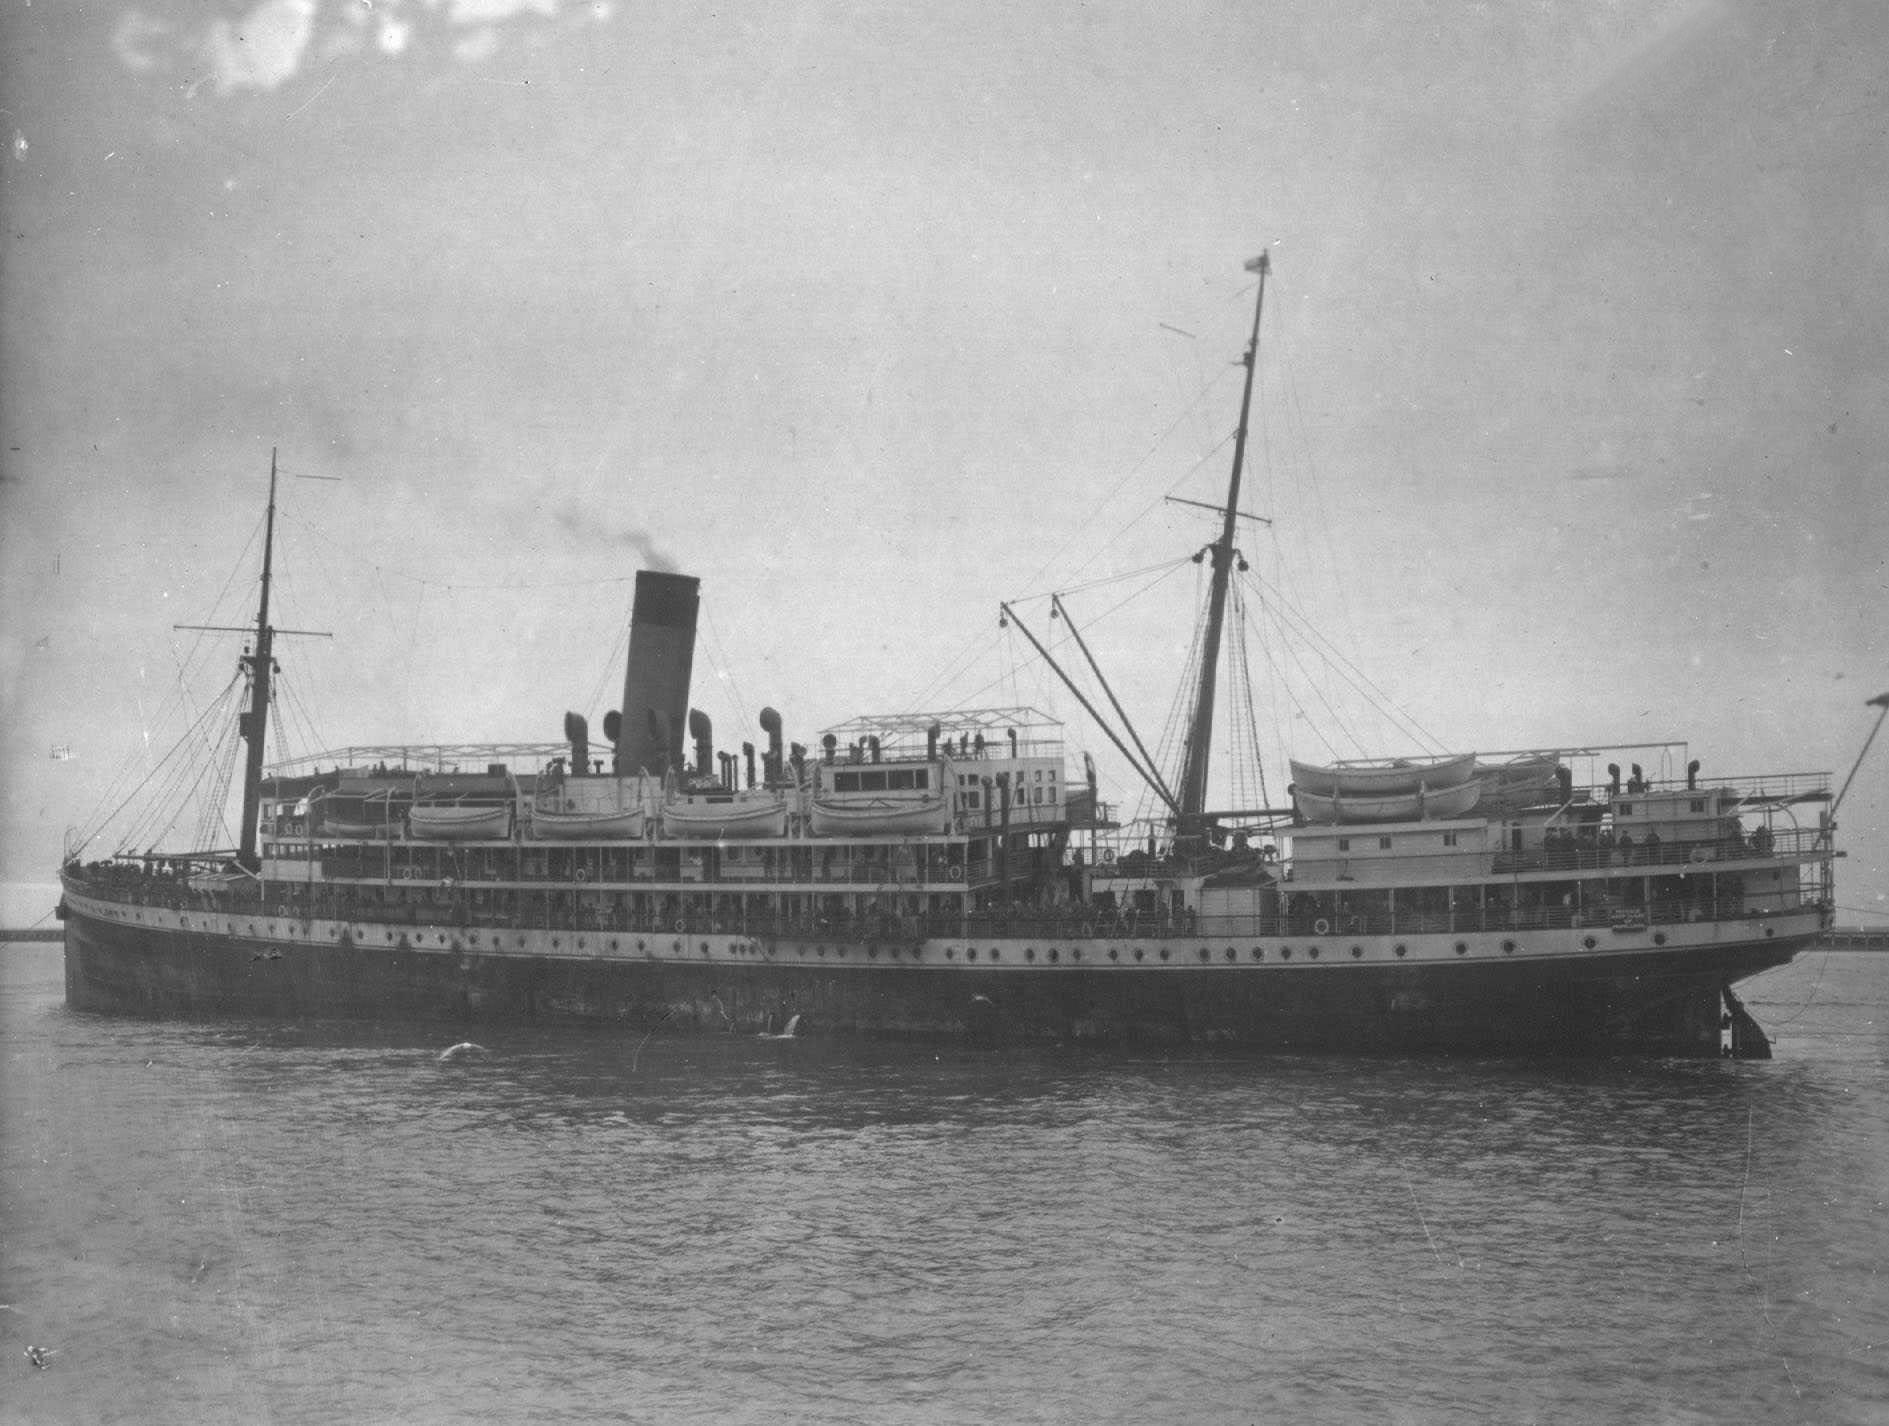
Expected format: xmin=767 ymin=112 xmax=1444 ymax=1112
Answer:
xmin=1442 ymin=832 xmax=1458 ymax=847
xmin=860 ymin=771 xmax=888 ymax=791
xmin=1689 ymin=799 xmax=1705 ymax=813
xmin=965 ymin=790 xmax=981 ymax=810
xmin=914 ymin=770 xmax=928 ymax=789
xmin=1618 ymin=801 xmax=1633 ymax=816
xmin=1378 ymin=836 xmax=1392 ymax=850
xmin=1032 ymin=787 xmax=1043 ymax=804
xmin=1337 ymin=838 xmax=1351 ymax=852
xmin=888 ymin=770 xmax=915 ymax=790
xmin=835 ymin=772 xmax=859 ymax=792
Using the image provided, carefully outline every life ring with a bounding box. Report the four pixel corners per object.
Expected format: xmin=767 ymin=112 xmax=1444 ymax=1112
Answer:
xmin=674 ymin=918 xmax=687 ymax=933
xmin=948 ymin=866 xmax=963 ymax=881
xmin=1101 ymin=848 xmax=1116 ymax=863
xmin=575 ymin=868 xmax=589 ymax=883
xmin=401 ymin=866 xmax=416 ymax=879
xmin=1312 ymin=917 xmax=1331 ymax=936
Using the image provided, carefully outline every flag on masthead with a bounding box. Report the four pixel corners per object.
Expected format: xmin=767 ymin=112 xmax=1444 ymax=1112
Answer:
xmin=1244 ymin=251 xmax=1270 ymax=273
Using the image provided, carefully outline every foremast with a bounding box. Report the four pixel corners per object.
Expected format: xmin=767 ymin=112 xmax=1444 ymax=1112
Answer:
xmin=1175 ymin=251 xmax=1269 ymax=832
xmin=236 ymin=450 xmax=280 ymax=872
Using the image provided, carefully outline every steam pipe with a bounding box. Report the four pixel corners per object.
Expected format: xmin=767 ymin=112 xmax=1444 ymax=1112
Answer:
xmin=760 ymin=707 xmax=783 ymax=782
xmin=563 ymin=712 xmax=589 ymax=779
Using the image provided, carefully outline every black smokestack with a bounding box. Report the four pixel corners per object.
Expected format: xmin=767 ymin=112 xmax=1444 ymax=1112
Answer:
xmin=614 ymin=571 xmax=699 ymax=775
xmin=689 ymin=709 xmax=713 ymax=777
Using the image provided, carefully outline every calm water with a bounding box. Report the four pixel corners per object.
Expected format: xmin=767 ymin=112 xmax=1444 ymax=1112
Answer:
xmin=3 ymin=943 xmax=1886 ymax=1425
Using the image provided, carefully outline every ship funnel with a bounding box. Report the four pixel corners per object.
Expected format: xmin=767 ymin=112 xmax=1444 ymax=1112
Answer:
xmin=689 ymin=709 xmax=713 ymax=777
xmin=1687 ymin=759 xmax=1700 ymax=790
xmin=563 ymin=711 xmax=589 ymax=775
xmin=613 ymin=571 xmax=700 ymax=776
xmin=823 ymin=733 xmax=837 ymax=765
xmin=1607 ymin=762 xmax=1621 ymax=794
xmin=603 ymin=709 xmax=622 ymax=744
xmin=644 ymin=708 xmax=674 ymax=776
xmin=742 ymin=741 xmax=756 ymax=789
xmin=760 ymin=707 xmax=783 ymax=781
xmin=927 ymin=722 xmax=941 ymax=760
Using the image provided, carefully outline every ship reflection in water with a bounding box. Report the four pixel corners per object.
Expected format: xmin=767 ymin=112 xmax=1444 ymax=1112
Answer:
xmin=6 ymin=943 xmax=1887 ymax=1423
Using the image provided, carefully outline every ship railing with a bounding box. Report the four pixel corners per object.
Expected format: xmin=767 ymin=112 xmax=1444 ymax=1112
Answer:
xmin=1497 ymin=824 xmax=1822 ymax=874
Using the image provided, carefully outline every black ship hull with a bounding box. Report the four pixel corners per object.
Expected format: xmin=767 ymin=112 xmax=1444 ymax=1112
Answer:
xmin=62 ymin=900 xmax=1804 ymax=1056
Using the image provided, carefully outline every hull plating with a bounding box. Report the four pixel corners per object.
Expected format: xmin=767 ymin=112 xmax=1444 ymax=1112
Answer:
xmin=62 ymin=902 xmax=1803 ymax=1055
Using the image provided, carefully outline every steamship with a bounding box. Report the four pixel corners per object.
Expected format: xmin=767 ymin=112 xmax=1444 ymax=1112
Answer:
xmin=60 ymin=258 xmax=1843 ymax=1055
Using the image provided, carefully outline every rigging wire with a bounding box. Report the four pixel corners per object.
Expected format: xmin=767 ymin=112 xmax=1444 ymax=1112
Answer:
xmin=1237 ymin=564 xmax=1446 ymax=754
xmin=98 ymin=673 xmax=245 ymax=857
xmin=1252 ymin=592 xmax=1364 ymax=758
xmin=700 ymin=604 xmax=756 ymax=747
xmin=1017 ymin=361 xmax=1242 ymax=597
xmin=940 ymin=559 xmax=1194 ymax=717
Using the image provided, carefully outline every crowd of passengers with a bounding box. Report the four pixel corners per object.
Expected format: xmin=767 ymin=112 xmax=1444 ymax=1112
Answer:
xmin=1525 ymin=821 xmax=1775 ymax=870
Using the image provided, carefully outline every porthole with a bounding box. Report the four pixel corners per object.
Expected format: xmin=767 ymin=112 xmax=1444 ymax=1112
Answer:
xmin=1025 ymin=948 xmax=1036 ymax=962
xmin=818 ymin=946 xmax=828 ymax=957
xmin=1350 ymin=945 xmax=1363 ymax=959
xmin=1502 ymin=939 xmax=1516 ymax=954
xmin=1108 ymin=948 xmax=1119 ymax=961
xmin=967 ymin=948 xmax=977 ymax=962
xmin=637 ymin=939 xmax=646 ymax=952
xmin=1049 ymin=948 xmax=1060 ymax=963
xmin=701 ymin=941 xmax=711 ymax=954
xmin=1224 ymin=947 xmax=1237 ymax=962
xmin=989 ymin=949 xmax=1000 ymax=961
xmin=1764 ymin=927 xmax=1775 ymax=939
xmin=1308 ymin=946 xmax=1320 ymax=960
xmin=868 ymin=946 xmax=879 ymax=959
xmin=1251 ymin=947 xmax=1264 ymax=961
xmin=1133 ymin=948 xmax=1145 ymax=962
xmin=1280 ymin=947 xmax=1293 ymax=961
xmin=1199 ymin=947 xmax=1211 ymax=962
xmin=1583 ymin=936 xmax=1597 ymax=950
xmin=1393 ymin=944 xmax=1407 ymax=958
xmin=1454 ymin=942 xmax=1468 ymax=955
xmin=1653 ymin=932 xmax=1667 ymax=946
xmin=1159 ymin=948 xmax=1170 ymax=961
xmin=946 ymin=947 xmax=956 ymax=960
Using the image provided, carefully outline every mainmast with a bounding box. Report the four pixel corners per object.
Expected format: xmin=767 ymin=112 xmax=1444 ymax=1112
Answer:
xmin=236 ymin=450 xmax=280 ymax=871
xmin=1175 ymin=251 xmax=1269 ymax=830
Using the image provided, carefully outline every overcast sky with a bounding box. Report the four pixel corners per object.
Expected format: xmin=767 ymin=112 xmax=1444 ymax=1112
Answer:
xmin=2 ymin=0 xmax=1884 ymax=915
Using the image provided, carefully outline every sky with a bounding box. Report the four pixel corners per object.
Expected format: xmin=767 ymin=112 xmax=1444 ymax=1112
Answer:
xmin=2 ymin=0 xmax=1885 ymax=921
